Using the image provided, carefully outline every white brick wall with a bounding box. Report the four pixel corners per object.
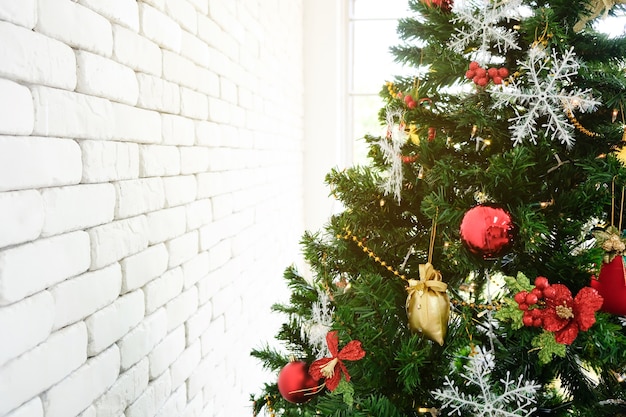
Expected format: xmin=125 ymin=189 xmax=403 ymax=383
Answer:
xmin=0 ymin=1 xmax=304 ymax=416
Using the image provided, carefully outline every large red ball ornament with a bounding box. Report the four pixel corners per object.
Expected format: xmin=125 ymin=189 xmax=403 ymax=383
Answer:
xmin=460 ymin=205 xmax=515 ymax=259
xmin=590 ymin=256 xmax=626 ymax=315
xmin=277 ymin=360 xmax=322 ymax=403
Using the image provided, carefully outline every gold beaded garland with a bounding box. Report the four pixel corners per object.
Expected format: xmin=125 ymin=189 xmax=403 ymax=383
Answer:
xmin=339 ymin=227 xmax=501 ymax=312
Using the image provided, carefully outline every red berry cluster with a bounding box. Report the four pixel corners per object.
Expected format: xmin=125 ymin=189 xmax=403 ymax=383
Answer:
xmin=465 ymin=61 xmax=509 ymax=87
xmin=403 ymin=94 xmax=417 ymax=109
xmin=514 ymin=276 xmax=554 ymax=327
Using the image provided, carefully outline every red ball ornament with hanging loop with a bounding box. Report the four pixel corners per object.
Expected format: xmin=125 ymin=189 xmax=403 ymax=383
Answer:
xmin=590 ymin=256 xmax=626 ymax=315
xmin=277 ymin=360 xmax=323 ymax=404
xmin=459 ymin=205 xmax=515 ymax=259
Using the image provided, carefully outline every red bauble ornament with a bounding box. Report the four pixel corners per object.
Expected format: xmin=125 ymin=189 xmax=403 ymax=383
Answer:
xmin=277 ymin=360 xmax=322 ymax=403
xmin=421 ymin=0 xmax=453 ymax=11
xmin=590 ymin=256 xmax=626 ymax=315
xmin=459 ymin=205 xmax=515 ymax=259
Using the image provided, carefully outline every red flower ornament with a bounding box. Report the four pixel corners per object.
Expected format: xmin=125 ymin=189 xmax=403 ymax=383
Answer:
xmin=309 ymin=331 xmax=365 ymax=391
xmin=542 ymin=284 xmax=603 ymax=345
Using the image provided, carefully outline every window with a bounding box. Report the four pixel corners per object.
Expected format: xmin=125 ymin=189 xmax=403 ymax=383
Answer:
xmin=348 ymin=0 xmax=411 ymax=164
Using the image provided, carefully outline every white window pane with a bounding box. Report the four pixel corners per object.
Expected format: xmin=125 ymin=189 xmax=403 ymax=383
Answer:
xmin=352 ymin=95 xmax=386 ymax=165
xmin=352 ymin=0 xmax=409 ymax=19
xmin=352 ymin=20 xmax=410 ymax=93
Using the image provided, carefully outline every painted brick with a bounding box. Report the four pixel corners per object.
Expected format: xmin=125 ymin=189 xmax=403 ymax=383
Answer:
xmin=163 ymin=175 xmax=197 ymax=208
xmin=179 ymin=147 xmax=210 ymax=175
xmin=196 ymin=14 xmax=221 ymax=48
xmin=195 ymin=121 xmax=221 ymax=147
xmin=88 ymin=215 xmax=149 ymax=270
xmin=85 ymin=289 xmax=144 ymax=356
xmin=0 ymin=231 xmax=90 ymax=306
xmin=155 ymin=384 xmax=186 ymax=417
xmin=148 ymin=326 xmax=185 ymax=379
xmin=80 ymin=140 xmax=139 ymax=183
xmin=211 ymin=194 xmax=234 ymax=220
xmin=145 ymin=206 xmax=187 ymax=245
xmin=165 ymin=287 xmax=198 ymax=332
xmin=139 ymin=144 xmax=181 ymax=177
xmin=115 ymin=178 xmax=165 ymax=219
xmin=195 ymin=67 xmax=221 ymax=97
xmin=181 ymin=394 xmax=202 ymax=417
xmin=162 ymin=114 xmax=194 ymax=146
xmin=31 ymin=86 xmax=113 ymax=140
xmin=78 ymin=0 xmax=140 ymax=32
xmin=180 ymin=30 xmax=209 ymax=67
xmin=137 ymin=73 xmax=180 ymax=114
xmin=198 ymin=222 xmax=222 ymax=252
xmin=184 ymin=300 xmax=212 ymax=345
xmin=41 ymin=184 xmax=116 ymax=237
xmin=36 ymin=0 xmax=112 ymax=56
xmin=197 ymin=267 xmax=221 ymax=306
xmin=42 ymin=345 xmax=120 ymax=417
xmin=125 ymin=371 xmax=172 ymax=417
xmin=162 ymin=50 xmax=197 ymax=89
xmin=165 ymin=0 xmax=197 ymax=33
xmin=0 ymin=0 xmax=36 ymax=29
xmin=0 ymin=322 xmax=87 ymax=416
xmin=92 ymin=358 xmax=149 ymax=417
xmin=186 ymin=356 xmax=210 ymax=401
xmin=200 ymin=315 xmax=224 ymax=357
xmin=208 ymin=240 xmax=232 ymax=272
xmin=50 ymin=263 xmax=122 ymax=330
xmin=5 ymin=398 xmax=43 ymax=417
xmin=0 ymin=78 xmax=33 ymax=135
xmin=76 ymin=51 xmax=138 ymax=105
xmin=181 ymin=87 xmax=209 ymax=120
xmin=207 ymin=97 xmax=231 ymax=124
xmin=144 ymin=267 xmax=184 ymax=314
xmin=0 ymin=291 xmax=54 ymax=367
xmin=139 ymin=3 xmax=182 ymax=52
xmin=117 ymin=308 xmax=167 ymax=370
xmin=111 ymin=102 xmax=162 ymax=144
xmin=195 ymin=172 xmax=226 ymax=199
xmin=78 ymin=406 xmax=96 ymax=417
xmin=0 ymin=21 xmax=76 ymax=89
xmin=0 ymin=190 xmax=43 ymax=248
xmin=0 ymin=136 xmax=81 ymax=193
xmin=142 ymin=0 xmax=166 ymax=10
xmin=186 ymin=0 xmax=208 ymax=14
xmin=120 ymin=243 xmax=169 ymax=292
xmin=220 ymin=77 xmax=238 ymax=104
xmin=182 ymin=251 xmax=210 ymax=289
xmin=211 ymin=283 xmax=238 ymax=320
xmin=166 ymin=231 xmax=198 ymax=268
xmin=112 ymin=24 xmax=162 ymax=76
xmin=171 ymin=341 xmax=201 ymax=389
xmin=185 ymin=199 xmax=212 ymax=231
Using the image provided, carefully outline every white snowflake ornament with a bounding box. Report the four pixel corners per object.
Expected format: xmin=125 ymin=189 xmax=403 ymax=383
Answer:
xmin=491 ymin=45 xmax=601 ymax=148
xmin=450 ymin=0 xmax=523 ymax=66
xmin=432 ymin=346 xmax=540 ymax=416
xmin=378 ymin=107 xmax=407 ymax=204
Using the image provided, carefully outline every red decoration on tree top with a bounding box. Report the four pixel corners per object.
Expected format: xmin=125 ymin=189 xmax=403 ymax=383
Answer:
xmin=308 ymin=331 xmax=366 ymax=391
xmin=421 ymin=0 xmax=453 ymax=12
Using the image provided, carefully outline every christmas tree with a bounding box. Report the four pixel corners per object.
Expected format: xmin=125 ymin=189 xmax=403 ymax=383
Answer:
xmin=251 ymin=0 xmax=626 ymax=415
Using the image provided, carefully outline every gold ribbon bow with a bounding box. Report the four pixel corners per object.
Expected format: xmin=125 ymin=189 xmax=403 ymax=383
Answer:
xmin=406 ymin=263 xmax=450 ymax=345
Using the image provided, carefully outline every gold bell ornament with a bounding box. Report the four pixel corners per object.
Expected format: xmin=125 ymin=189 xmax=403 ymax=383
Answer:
xmin=406 ymin=262 xmax=450 ymax=345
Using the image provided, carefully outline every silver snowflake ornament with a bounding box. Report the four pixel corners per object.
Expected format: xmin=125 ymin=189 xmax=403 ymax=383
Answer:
xmin=450 ymin=0 xmax=523 ymax=65
xmin=491 ymin=45 xmax=601 ymax=148
xmin=432 ymin=346 xmax=540 ymax=416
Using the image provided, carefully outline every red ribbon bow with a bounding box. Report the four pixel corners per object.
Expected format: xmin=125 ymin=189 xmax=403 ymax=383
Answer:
xmin=308 ymin=331 xmax=365 ymax=391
